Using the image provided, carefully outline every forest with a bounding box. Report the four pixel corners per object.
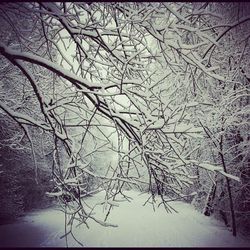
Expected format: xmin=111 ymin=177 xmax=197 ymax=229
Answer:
xmin=0 ymin=2 xmax=249 ymax=245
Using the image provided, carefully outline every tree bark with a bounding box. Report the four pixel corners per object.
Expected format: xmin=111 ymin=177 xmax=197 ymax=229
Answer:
xmin=203 ymin=182 xmax=217 ymax=216
xmin=219 ymin=133 xmax=237 ymax=236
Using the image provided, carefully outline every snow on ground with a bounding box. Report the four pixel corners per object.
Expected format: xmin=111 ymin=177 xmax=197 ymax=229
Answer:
xmin=0 ymin=190 xmax=249 ymax=247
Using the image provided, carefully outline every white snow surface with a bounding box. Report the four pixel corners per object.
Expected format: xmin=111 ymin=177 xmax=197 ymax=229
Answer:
xmin=0 ymin=190 xmax=249 ymax=247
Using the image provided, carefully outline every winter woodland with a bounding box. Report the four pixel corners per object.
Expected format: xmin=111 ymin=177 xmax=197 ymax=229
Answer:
xmin=0 ymin=2 xmax=249 ymax=246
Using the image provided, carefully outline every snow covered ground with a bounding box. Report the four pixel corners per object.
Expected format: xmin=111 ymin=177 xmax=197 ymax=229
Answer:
xmin=0 ymin=190 xmax=249 ymax=247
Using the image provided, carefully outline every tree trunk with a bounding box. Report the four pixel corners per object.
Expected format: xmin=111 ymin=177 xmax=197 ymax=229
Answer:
xmin=203 ymin=182 xmax=217 ymax=216
xmin=220 ymin=134 xmax=237 ymax=236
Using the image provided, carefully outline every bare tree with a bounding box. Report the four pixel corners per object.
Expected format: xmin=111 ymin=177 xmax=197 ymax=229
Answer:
xmin=0 ymin=2 xmax=248 ymax=244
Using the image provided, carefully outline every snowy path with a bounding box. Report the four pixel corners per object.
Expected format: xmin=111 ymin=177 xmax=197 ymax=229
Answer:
xmin=0 ymin=190 xmax=249 ymax=247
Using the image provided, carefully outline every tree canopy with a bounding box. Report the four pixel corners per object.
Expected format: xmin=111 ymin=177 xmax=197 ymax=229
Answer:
xmin=0 ymin=2 xmax=249 ymax=241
